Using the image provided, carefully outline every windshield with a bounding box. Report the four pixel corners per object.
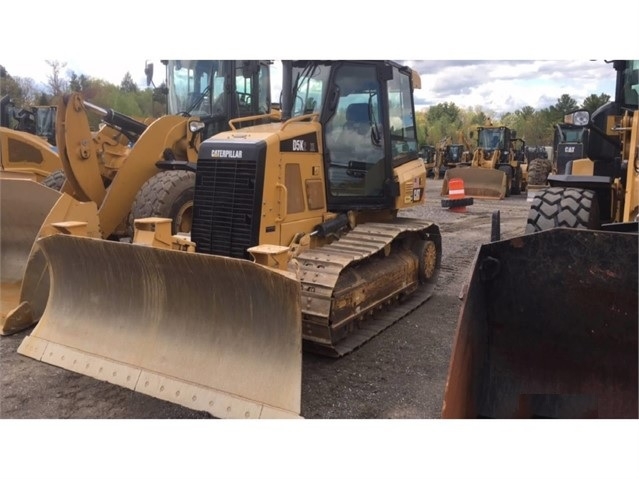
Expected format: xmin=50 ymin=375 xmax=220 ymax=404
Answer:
xmin=623 ymin=60 xmax=639 ymax=108
xmin=387 ymin=68 xmax=418 ymax=160
xmin=478 ymin=128 xmax=504 ymax=149
xmin=449 ymin=145 xmax=463 ymax=160
xmin=35 ymin=107 xmax=56 ymax=140
xmin=291 ymin=63 xmax=329 ymax=117
xmin=166 ymin=60 xmax=226 ymax=116
xmin=561 ymin=126 xmax=586 ymax=143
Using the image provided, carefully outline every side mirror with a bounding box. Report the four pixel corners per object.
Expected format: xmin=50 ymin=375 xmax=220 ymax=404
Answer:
xmin=144 ymin=61 xmax=154 ymax=87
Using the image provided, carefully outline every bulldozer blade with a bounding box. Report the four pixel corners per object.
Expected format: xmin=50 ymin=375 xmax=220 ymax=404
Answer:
xmin=441 ymin=167 xmax=507 ymax=200
xmin=1 ymin=186 xmax=100 ymax=335
xmin=442 ymin=228 xmax=638 ymax=419
xmin=1 ymin=178 xmax=60 ymax=331
xmin=18 ymin=235 xmax=303 ymax=419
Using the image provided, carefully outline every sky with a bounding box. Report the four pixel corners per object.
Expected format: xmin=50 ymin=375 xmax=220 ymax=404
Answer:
xmin=1 ymin=58 xmax=619 ymax=117
xmin=2 ymin=4 xmax=638 ymax=118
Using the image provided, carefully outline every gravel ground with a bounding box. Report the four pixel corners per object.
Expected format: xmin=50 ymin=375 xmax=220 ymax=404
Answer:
xmin=0 ymin=178 xmax=531 ymax=420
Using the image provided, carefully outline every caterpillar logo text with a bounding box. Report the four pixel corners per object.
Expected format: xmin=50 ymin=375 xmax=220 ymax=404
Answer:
xmin=211 ymin=149 xmax=243 ymax=159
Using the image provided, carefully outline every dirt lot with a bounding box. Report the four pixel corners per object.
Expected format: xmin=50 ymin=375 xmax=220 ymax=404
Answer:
xmin=0 ymin=177 xmax=531 ymax=419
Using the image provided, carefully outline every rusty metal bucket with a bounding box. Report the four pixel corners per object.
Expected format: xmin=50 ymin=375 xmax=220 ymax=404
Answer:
xmin=18 ymin=234 xmax=303 ymax=418
xmin=442 ymin=228 xmax=638 ymax=418
xmin=442 ymin=167 xmax=507 ymax=200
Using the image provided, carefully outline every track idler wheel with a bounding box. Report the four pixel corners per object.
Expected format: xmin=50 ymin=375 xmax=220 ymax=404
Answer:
xmin=416 ymin=239 xmax=438 ymax=284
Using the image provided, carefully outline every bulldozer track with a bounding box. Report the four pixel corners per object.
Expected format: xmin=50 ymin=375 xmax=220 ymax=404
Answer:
xmin=297 ymin=217 xmax=440 ymax=357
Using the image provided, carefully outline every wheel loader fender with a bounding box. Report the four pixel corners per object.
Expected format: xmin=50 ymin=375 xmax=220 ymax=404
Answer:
xmin=442 ymin=228 xmax=638 ymax=419
xmin=18 ymin=235 xmax=303 ymax=419
xmin=0 ymin=127 xmax=62 ymax=181
xmin=441 ymin=167 xmax=507 ymax=200
xmin=96 ymin=115 xmax=191 ymax=238
xmin=1 ymin=184 xmax=100 ymax=335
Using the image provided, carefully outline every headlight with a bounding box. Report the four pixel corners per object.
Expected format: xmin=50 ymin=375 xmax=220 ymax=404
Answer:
xmin=189 ymin=121 xmax=205 ymax=133
xmin=564 ymin=110 xmax=590 ymax=126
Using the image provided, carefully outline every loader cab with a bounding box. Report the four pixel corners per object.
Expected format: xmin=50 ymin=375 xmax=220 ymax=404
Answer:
xmin=33 ymin=106 xmax=56 ymax=146
xmin=164 ymin=60 xmax=271 ymax=140
xmin=477 ymin=126 xmax=516 ymax=164
xmin=477 ymin=126 xmax=505 ymax=151
xmin=288 ymin=60 xmax=419 ymax=211
xmin=446 ymin=144 xmax=465 ymax=164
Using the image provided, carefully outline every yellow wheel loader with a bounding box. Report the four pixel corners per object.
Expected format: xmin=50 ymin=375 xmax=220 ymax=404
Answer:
xmin=17 ymin=60 xmax=442 ymax=419
xmin=0 ymin=60 xmax=273 ymax=335
xmin=442 ymin=59 xmax=638 ymax=419
xmin=441 ymin=125 xmax=527 ymax=199
xmin=0 ymin=95 xmax=61 ymax=182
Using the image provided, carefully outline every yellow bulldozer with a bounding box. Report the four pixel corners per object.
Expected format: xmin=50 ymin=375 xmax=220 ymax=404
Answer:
xmin=441 ymin=125 xmax=527 ymax=199
xmin=442 ymin=59 xmax=638 ymax=419
xmin=0 ymin=59 xmax=273 ymax=335
xmin=15 ymin=60 xmax=442 ymax=419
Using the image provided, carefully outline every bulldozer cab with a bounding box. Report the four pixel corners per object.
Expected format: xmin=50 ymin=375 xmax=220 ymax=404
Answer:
xmin=286 ymin=61 xmax=420 ymax=210
xmin=164 ymin=60 xmax=271 ymax=139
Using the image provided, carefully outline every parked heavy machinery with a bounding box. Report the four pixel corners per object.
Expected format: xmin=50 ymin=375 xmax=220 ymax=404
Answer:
xmin=442 ymin=59 xmax=638 ymax=419
xmin=17 ymin=60 xmax=442 ymax=419
xmin=527 ymin=123 xmax=589 ymax=190
xmin=0 ymin=95 xmax=61 ymax=182
xmin=432 ymin=132 xmax=473 ymax=179
xmin=0 ymin=60 xmax=273 ymax=335
xmin=441 ymin=125 xmax=527 ymax=199
xmin=419 ymin=144 xmax=436 ymax=177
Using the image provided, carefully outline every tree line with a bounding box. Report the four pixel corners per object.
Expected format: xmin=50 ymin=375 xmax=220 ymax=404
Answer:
xmin=1 ymin=60 xmax=610 ymax=146
xmin=0 ymin=60 xmax=167 ymax=128
xmin=416 ymin=92 xmax=610 ymax=149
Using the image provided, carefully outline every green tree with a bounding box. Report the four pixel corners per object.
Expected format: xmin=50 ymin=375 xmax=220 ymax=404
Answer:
xmin=427 ymin=102 xmax=462 ymax=125
xmin=120 ymin=72 xmax=139 ymax=93
xmin=581 ymin=93 xmax=610 ymax=113
xmin=0 ymin=68 xmax=24 ymax=102
xmin=68 ymin=71 xmax=92 ymax=92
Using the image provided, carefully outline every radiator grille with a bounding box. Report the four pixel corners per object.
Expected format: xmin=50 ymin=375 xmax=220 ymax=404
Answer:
xmin=192 ymin=143 xmax=265 ymax=258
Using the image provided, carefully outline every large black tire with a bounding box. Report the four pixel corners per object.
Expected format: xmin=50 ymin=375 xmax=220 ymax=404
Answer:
xmin=527 ymin=159 xmax=553 ymax=186
xmin=510 ymin=166 xmax=522 ymax=195
xmin=498 ymin=165 xmax=512 ymax=197
xmin=525 ymin=187 xmax=600 ymax=234
xmin=42 ymin=169 xmax=66 ymax=191
xmin=128 ymin=170 xmax=196 ymax=237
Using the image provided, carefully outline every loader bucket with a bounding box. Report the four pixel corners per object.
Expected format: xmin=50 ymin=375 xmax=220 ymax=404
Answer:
xmin=18 ymin=235 xmax=302 ymax=419
xmin=442 ymin=228 xmax=638 ymax=419
xmin=441 ymin=167 xmax=507 ymax=199
xmin=0 ymin=178 xmax=60 ymax=331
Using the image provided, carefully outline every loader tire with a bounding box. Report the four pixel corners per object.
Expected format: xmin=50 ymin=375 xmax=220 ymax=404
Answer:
xmin=510 ymin=166 xmax=522 ymax=195
xmin=42 ymin=169 xmax=66 ymax=191
xmin=498 ymin=165 xmax=511 ymax=197
xmin=128 ymin=170 xmax=196 ymax=236
xmin=525 ymin=187 xmax=600 ymax=234
xmin=527 ymin=159 xmax=553 ymax=186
